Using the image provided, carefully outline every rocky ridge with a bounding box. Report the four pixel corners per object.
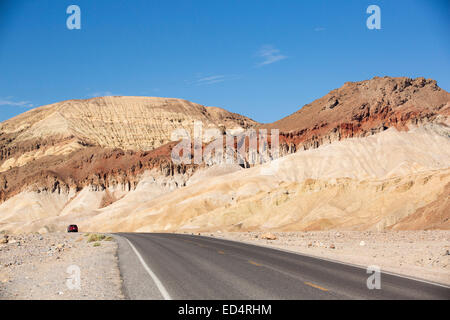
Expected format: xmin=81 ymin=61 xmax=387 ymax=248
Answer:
xmin=269 ymin=76 xmax=450 ymax=154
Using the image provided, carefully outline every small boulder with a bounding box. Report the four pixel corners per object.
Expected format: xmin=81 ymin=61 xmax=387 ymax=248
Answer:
xmin=260 ymin=233 xmax=277 ymax=240
xmin=0 ymin=235 xmax=8 ymax=244
xmin=329 ymin=244 xmax=336 ymax=249
xmin=38 ymin=227 xmax=49 ymax=234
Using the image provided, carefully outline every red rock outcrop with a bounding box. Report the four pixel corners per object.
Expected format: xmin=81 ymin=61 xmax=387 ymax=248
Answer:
xmin=264 ymin=76 xmax=450 ymax=154
xmin=0 ymin=142 xmax=197 ymax=202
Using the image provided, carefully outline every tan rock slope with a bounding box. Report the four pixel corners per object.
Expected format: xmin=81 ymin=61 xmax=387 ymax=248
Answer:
xmin=0 ymin=97 xmax=257 ymax=202
xmin=78 ymin=126 xmax=450 ymax=233
xmin=0 ymin=76 xmax=449 ymax=233
xmin=0 ymin=96 xmax=257 ymax=171
xmin=1 ymin=126 xmax=448 ymax=233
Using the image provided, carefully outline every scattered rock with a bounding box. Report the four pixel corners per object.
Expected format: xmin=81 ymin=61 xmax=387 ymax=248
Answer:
xmin=0 ymin=235 xmax=8 ymax=244
xmin=38 ymin=227 xmax=49 ymax=234
xmin=260 ymin=233 xmax=277 ymax=240
xmin=329 ymin=244 xmax=336 ymax=249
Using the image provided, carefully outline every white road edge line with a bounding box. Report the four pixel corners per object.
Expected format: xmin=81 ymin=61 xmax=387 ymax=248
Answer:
xmin=125 ymin=238 xmax=172 ymax=300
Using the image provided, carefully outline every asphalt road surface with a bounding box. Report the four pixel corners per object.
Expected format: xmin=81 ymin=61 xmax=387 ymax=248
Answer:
xmin=115 ymin=233 xmax=450 ymax=300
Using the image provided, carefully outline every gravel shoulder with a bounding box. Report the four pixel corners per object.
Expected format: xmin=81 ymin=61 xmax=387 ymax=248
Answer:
xmin=0 ymin=232 xmax=124 ymax=300
xmin=208 ymin=230 xmax=450 ymax=286
xmin=113 ymin=234 xmax=164 ymax=300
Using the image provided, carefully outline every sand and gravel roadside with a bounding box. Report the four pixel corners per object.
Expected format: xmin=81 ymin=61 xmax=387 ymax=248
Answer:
xmin=2 ymin=230 xmax=448 ymax=300
xmin=0 ymin=232 xmax=124 ymax=300
xmin=210 ymin=230 xmax=450 ymax=286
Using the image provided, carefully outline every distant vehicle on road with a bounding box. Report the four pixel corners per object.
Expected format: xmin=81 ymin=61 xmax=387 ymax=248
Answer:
xmin=67 ymin=225 xmax=78 ymax=233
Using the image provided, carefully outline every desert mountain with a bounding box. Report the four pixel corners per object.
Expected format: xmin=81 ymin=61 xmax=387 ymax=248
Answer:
xmin=0 ymin=97 xmax=257 ymax=202
xmin=267 ymin=76 xmax=449 ymax=152
xmin=0 ymin=76 xmax=449 ymax=233
xmin=0 ymin=96 xmax=257 ymax=171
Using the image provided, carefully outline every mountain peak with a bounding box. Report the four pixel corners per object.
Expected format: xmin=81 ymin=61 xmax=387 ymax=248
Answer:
xmin=264 ymin=76 xmax=449 ymax=150
xmin=0 ymin=96 xmax=258 ymax=173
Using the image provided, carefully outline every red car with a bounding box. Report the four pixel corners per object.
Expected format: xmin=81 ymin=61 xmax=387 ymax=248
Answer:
xmin=67 ymin=224 xmax=78 ymax=233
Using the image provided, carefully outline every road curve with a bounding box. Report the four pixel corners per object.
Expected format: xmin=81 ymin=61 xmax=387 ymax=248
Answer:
xmin=115 ymin=233 xmax=450 ymax=300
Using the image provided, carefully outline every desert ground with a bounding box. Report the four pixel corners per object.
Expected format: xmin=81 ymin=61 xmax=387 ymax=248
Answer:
xmin=0 ymin=232 xmax=123 ymax=299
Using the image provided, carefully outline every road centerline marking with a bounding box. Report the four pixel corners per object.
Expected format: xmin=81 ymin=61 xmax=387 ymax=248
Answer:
xmin=124 ymin=238 xmax=172 ymax=300
xmin=248 ymin=260 xmax=263 ymax=267
xmin=304 ymin=281 xmax=329 ymax=292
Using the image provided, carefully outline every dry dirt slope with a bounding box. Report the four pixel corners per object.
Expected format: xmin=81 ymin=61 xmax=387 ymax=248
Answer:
xmin=0 ymin=96 xmax=257 ymax=171
xmin=0 ymin=96 xmax=257 ymax=203
xmin=78 ymin=126 xmax=450 ymax=233
xmin=1 ymin=125 xmax=448 ymax=234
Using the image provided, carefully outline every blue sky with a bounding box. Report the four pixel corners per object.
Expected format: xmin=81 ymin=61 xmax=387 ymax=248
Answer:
xmin=0 ymin=0 xmax=449 ymax=123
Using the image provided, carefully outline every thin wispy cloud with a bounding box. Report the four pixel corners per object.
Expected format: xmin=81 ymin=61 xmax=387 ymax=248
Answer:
xmin=195 ymin=75 xmax=226 ymax=85
xmin=0 ymin=97 xmax=33 ymax=108
xmin=255 ymin=45 xmax=287 ymax=67
xmin=188 ymin=74 xmax=240 ymax=86
xmin=314 ymin=27 xmax=326 ymax=32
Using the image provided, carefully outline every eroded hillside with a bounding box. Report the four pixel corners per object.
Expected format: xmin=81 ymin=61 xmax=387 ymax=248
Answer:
xmin=0 ymin=76 xmax=449 ymax=233
xmin=268 ymin=76 xmax=450 ymax=153
xmin=0 ymin=96 xmax=257 ymax=171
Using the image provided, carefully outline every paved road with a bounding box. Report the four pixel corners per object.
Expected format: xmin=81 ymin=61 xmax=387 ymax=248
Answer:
xmin=115 ymin=233 xmax=450 ymax=300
